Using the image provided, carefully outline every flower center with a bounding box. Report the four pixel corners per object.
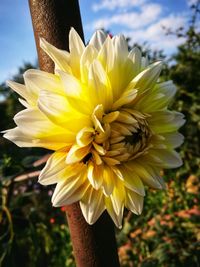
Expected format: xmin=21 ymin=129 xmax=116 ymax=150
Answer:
xmin=124 ymin=129 xmax=143 ymax=145
xmin=109 ymin=111 xmax=151 ymax=162
xmin=84 ymin=105 xmax=152 ymax=166
xmin=83 ymin=152 xmax=93 ymax=164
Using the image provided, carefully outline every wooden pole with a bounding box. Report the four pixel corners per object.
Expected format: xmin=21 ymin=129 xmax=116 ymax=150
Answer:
xmin=28 ymin=1 xmax=120 ymax=266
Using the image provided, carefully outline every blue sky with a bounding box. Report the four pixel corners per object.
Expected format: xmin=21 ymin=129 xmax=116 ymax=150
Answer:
xmin=0 ymin=0 xmax=195 ymax=83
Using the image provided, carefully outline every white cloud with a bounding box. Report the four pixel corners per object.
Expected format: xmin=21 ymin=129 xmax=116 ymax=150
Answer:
xmin=93 ymin=3 xmax=162 ymax=29
xmin=125 ymin=15 xmax=187 ymax=53
xmin=187 ymin=0 xmax=198 ymax=6
xmin=89 ymin=0 xmax=189 ymax=55
xmin=92 ymin=0 xmax=146 ymax=12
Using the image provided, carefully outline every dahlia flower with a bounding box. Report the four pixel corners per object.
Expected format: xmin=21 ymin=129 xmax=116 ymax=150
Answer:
xmin=4 ymin=29 xmax=185 ymax=227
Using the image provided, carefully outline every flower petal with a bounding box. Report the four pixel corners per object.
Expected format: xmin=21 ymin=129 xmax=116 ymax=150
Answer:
xmin=102 ymin=165 xmax=116 ymax=196
xmin=162 ymin=132 xmax=184 ymax=148
xmin=98 ymin=36 xmax=114 ymax=72
xmin=7 ymin=108 xmax=74 ymax=149
xmin=128 ymin=47 xmax=141 ymax=76
xmin=110 ymin=178 xmax=125 ymax=215
xmin=89 ymin=30 xmax=107 ymax=51
xmin=119 ymin=165 xmax=145 ymax=196
xmin=24 ymin=69 xmax=62 ymax=94
xmin=40 ymin=38 xmax=71 ymax=73
xmin=69 ymin=27 xmax=85 ymax=77
xmin=80 ymin=44 xmax=98 ymax=83
xmin=112 ymin=89 xmax=138 ymax=110
xmin=38 ymin=90 xmax=91 ymax=132
xmin=129 ymin=61 xmax=163 ymax=93
xmin=66 ymin=144 xmax=91 ymax=164
xmin=76 ymin=127 xmax=94 ymax=147
xmin=145 ymin=149 xmax=183 ymax=168
xmin=135 ymin=80 xmax=177 ymax=112
xmin=148 ymin=111 xmax=185 ymax=133
xmin=125 ymin=189 xmax=144 ymax=215
xmin=112 ymin=34 xmax=128 ymax=61
xmin=127 ymin=161 xmax=164 ymax=189
xmin=105 ymin=196 xmax=123 ymax=228
xmin=52 ymin=168 xmax=88 ymax=206
xmin=80 ymin=186 xmax=105 ymax=224
xmin=87 ymin=162 xmax=104 ymax=190
xmin=38 ymin=150 xmax=82 ymax=185
xmin=3 ymin=127 xmax=70 ymax=150
xmin=89 ymin=60 xmax=113 ymax=111
xmin=7 ymin=80 xmax=32 ymax=103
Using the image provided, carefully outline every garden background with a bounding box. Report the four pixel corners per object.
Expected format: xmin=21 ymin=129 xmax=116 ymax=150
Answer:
xmin=0 ymin=1 xmax=200 ymax=266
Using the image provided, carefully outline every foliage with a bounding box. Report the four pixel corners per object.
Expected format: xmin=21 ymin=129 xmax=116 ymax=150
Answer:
xmin=0 ymin=173 xmax=74 ymax=267
xmin=0 ymin=2 xmax=200 ymax=266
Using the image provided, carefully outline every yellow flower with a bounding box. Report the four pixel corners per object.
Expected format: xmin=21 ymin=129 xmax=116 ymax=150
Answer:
xmin=4 ymin=29 xmax=185 ymax=227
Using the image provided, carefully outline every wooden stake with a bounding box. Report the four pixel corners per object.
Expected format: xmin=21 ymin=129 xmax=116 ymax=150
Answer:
xmin=28 ymin=1 xmax=120 ymax=266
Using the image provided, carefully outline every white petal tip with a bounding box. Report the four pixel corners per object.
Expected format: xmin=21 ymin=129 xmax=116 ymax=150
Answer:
xmin=6 ymin=80 xmax=13 ymax=87
xmin=39 ymin=37 xmax=45 ymax=47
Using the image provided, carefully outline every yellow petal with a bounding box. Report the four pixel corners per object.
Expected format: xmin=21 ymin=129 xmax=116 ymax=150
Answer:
xmin=102 ymin=166 xmax=116 ymax=195
xmin=5 ymin=127 xmax=73 ymax=150
xmin=87 ymin=162 xmax=104 ymax=190
xmin=102 ymin=157 xmax=120 ymax=166
xmin=119 ymin=165 xmax=145 ymax=196
xmin=40 ymin=38 xmax=71 ymax=73
xmin=80 ymin=186 xmax=105 ymax=224
xmin=13 ymin=108 xmax=74 ymax=148
xmin=66 ymin=144 xmax=91 ymax=164
xmin=52 ymin=170 xmax=88 ymax=206
xmin=125 ymin=189 xmax=144 ymax=215
xmin=69 ymin=27 xmax=85 ymax=77
xmin=89 ymin=30 xmax=107 ymax=51
xmin=103 ymin=111 xmax=119 ymax=123
xmin=117 ymin=111 xmax=138 ymax=124
xmin=126 ymin=161 xmax=164 ymax=189
xmin=7 ymin=80 xmax=32 ymax=104
xmin=112 ymin=34 xmax=128 ymax=61
xmin=112 ymin=89 xmax=138 ymax=110
xmin=148 ymin=111 xmax=185 ymax=133
xmin=38 ymin=90 xmax=91 ymax=132
xmin=69 ymin=27 xmax=85 ymax=55
xmin=24 ymin=69 xmax=62 ymax=94
xmin=128 ymin=47 xmax=142 ymax=76
xmin=110 ymin=178 xmax=125 ymax=215
xmin=105 ymin=196 xmax=123 ymax=228
xmin=58 ymin=70 xmax=83 ymax=98
xmin=76 ymin=127 xmax=94 ymax=147
xmin=98 ymin=36 xmax=114 ymax=72
xmin=108 ymin=35 xmax=134 ymax=100
xmin=134 ymin=80 xmax=177 ymax=112
xmin=80 ymin=44 xmax=98 ymax=83
xmin=18 ymin=98 xmax=29 ymax=108
xmin=89 ymin=60 xmax=113 ymax=111
xmin=39 ymin=150 xmax=84 ymax=185
xmin=92 ymin=149 xmax=103 ymax=165
xmin=93 ymin=142 xmax=106 ymax=155
xmin=58 ymin=70 xmax=92 ymax=114
xmin=92 ymin=104 xmax=104 ymax=132
xmin=129 ymin=61 xmax=163 ymax=93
